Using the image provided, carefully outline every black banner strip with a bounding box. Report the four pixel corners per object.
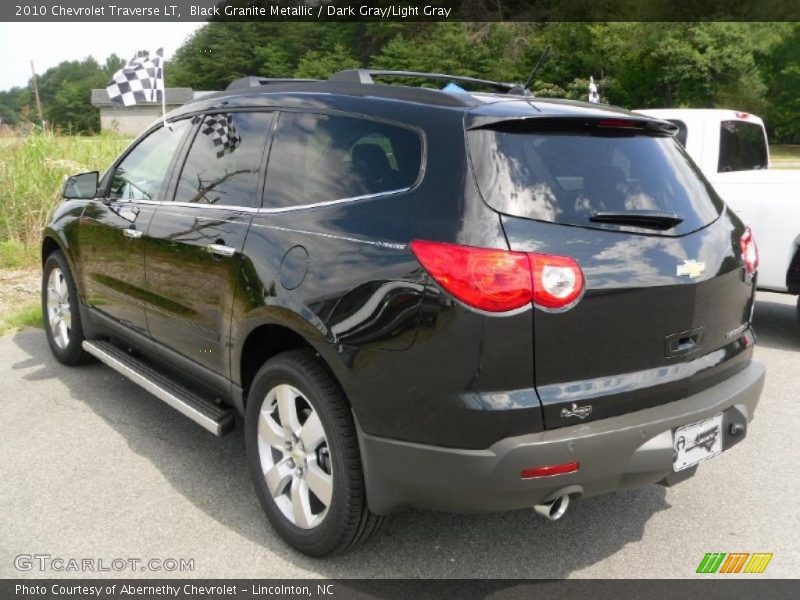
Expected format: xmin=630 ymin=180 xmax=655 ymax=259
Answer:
xmin=2 ymin=579 xmax=800 ymax=600
xmin=4 ymin=0 xmax=800 ymax=22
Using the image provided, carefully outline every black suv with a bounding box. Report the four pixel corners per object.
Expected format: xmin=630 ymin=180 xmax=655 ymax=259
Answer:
xmin=43 ymin=70 xmax=765 ymax=556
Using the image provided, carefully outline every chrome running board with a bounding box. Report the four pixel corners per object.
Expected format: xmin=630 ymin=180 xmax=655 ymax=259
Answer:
xmin=82 ymin=340 xmax=234 ymax=436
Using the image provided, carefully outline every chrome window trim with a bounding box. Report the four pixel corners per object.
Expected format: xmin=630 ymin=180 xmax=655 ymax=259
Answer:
xmin=132 ymin=187 xmax=412 ymax=214
xmin=257 ymin=187 xmax=412 ymax=213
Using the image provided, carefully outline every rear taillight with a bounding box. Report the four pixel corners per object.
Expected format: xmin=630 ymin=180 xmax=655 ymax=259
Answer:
xmin=740 ymin=227 xmax=758 ymax=275
xmin=529 ymin=254 xmax=584 ymax=310
xmin=409 ymin=240 xmax=532 ymax=312
xmin=409 ymin=240 xmax=584 ymax=313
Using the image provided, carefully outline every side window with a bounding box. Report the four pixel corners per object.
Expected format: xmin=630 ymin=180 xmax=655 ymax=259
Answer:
xmin=264 ymin=112 xmax=422 ymax=209
xmin=718 ymin=120 xmax=768 ymax=172
xmin=109 ymin=120 xmax=189 ymax=200
xmin=173 ymin=111 xmax=272 ymax=207
xmin=668 ymin=119 xmax=688 ymax=147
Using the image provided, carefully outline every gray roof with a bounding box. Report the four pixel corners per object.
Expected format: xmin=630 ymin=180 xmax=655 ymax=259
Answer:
xmin=91 ymin=87 xmax=195 ymax=106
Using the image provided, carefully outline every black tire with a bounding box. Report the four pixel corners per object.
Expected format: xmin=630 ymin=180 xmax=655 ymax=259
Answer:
xmin=42 ymin=251 xmax=91 ymax=365
xmin=245 ymin=349 xmax=383 ymax=556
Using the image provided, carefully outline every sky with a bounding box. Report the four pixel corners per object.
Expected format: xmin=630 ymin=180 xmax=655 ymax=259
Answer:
xmin=0 ymin=22 xmax=205 ymax=91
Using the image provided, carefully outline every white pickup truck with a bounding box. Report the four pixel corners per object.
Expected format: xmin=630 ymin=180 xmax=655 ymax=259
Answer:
xmin=637 ymin=108 xmax=800 ymax=318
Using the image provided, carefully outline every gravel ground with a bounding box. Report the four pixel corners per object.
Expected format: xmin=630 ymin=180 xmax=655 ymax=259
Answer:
xmin=0 ymin=267 xmax=38 ymax=315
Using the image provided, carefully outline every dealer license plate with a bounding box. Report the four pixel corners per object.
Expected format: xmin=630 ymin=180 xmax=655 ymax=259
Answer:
xmin=673 ymin=413 xmax=723 ymax=472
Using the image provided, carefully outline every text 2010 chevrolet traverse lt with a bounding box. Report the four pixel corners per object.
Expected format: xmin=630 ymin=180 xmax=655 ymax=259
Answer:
xmin=42 ymin=70 xmax=765 ymax=556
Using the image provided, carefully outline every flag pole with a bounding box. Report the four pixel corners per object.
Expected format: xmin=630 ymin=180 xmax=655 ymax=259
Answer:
xmin=159 ymin=49 xmax=171 ymax=131
xmin=30 ymin=61 xmax=46 ymax=130
xmin=162 ymin=83 xmax=170 ymax=130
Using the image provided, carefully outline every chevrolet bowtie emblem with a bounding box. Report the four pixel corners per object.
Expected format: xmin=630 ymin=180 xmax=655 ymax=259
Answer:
xmin=677 ymin=260 xmax=706 ymax=279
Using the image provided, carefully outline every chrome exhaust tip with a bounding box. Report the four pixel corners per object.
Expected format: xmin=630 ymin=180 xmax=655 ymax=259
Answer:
xmin=534 ymin=494 xmax=570 ymax=521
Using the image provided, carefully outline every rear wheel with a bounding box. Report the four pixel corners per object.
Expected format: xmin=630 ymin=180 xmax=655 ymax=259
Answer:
xmin=42 ymin=251 xmax=90 ymax=365
xmin=245 ymin=350 xmax=383 ymax=556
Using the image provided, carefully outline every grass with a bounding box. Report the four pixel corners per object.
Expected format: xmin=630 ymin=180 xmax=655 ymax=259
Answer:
xmin=0 ymin=239 xmax=38 ymax=268
xmin=0 ymin=132 xmax=131 ymax=267
xmin=0 ymin=301 xmax=43 ymax=336
xmin=770 ymin=145 xmax=800 ymax=169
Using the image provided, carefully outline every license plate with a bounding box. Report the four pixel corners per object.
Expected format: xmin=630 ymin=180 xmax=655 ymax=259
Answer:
xmin=673 ymin=413 xmax=723 ymax=471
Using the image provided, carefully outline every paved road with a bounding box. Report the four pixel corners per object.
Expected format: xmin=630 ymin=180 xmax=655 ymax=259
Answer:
xmin=1 ymin=292 xmax=798 ymax=579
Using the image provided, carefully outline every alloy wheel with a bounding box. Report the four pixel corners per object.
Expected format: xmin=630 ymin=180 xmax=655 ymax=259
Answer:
xmin=46 ymin=267 xmax=71 ymax=349
xmin=257 ymin=383 xmax=333 ymax=529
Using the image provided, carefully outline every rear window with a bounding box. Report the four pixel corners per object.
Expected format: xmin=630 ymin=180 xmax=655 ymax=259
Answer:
xmin=718 ymin=120 xmax=768 ymax=172
xmin=467 ymin=125 xmax=724 ymax=234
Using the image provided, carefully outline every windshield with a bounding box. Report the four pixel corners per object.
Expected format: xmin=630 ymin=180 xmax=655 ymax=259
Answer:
xmin=467 ymin=126 xmax=724 ymax=235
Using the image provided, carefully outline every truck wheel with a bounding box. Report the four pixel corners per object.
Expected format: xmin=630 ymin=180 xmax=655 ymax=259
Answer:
xmin=245 ymin=350 xmax=384 ymax=556
xmin=42 ymin=251 xmax=91 ymax=365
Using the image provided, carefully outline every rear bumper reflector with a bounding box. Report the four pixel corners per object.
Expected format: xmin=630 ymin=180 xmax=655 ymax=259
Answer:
xmin=521 ymin=462 xmax=580 ymax=479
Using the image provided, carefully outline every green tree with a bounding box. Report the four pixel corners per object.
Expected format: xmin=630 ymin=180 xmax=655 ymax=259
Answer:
xmin=758 ymin=23 xmax=800 ymax=143
xmin=0 ymin=87 xmax=33 ymax=126
xmin=167 ymin=22 xmax=371 ymax=89
xmin=598 ymin=23 xmax=769 ymax=110
xmin=294 ymin=44 xmax=360 ymax=79
xmin=254 ymin=42 xmax=294 ymax=78
xmin=372 ymin=23 xmax=492 ymax=77
xmin=26 ymin=55 xmax=124 ymax=133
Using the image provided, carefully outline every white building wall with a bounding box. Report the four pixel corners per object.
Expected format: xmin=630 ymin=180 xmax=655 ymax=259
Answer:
xmin=99 ymin=105 xmax=184 ymax=136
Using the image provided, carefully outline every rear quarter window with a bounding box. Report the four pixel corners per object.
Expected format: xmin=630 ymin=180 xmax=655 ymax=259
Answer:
xmin=467 ymin=124 xmax=724 ymax=235
xmin=264 ymin=112 xmax=422 ymax=209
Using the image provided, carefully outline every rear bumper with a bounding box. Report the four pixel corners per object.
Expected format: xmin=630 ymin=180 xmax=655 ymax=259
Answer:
xmin=359 ymin=360 xmax=765 ymax=515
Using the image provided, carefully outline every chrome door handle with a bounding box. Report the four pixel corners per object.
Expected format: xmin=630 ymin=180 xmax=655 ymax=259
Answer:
xmin=123 ymin=228 xmax=143 ymax=239
xmin=206 ymin=243 xmax=236 ymax=257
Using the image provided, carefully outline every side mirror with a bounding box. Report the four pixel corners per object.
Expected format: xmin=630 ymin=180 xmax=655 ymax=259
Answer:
xmin=63 ymin=171 xmax=99 ymax=199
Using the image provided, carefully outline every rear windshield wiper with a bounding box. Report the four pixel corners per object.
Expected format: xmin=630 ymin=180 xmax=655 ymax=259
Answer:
xmin=589 ymin=210 xmax=684 ymax=230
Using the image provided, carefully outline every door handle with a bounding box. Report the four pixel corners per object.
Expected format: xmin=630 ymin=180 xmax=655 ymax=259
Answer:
xmin=206 ymin=243 xmax=236 ymax=258
xmin=123 ymin=228 xmax=143 ymax=239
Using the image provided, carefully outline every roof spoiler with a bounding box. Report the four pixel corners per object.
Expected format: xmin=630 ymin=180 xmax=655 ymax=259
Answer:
xmin=468 ymin=115 xmax=680 ymax=136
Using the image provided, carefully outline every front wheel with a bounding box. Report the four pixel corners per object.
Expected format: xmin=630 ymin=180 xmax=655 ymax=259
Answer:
xmin=42 ymin=251 xmax=90 ymax=365
xmin=245 ymin=350 xmax=383 ymax=556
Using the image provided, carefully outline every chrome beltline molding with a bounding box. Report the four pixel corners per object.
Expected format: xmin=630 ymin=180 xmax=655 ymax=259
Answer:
xmin=99 ymin=187 xmax=412 ymax=214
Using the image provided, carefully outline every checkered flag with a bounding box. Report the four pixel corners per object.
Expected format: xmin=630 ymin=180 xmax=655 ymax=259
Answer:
xmin=201 ymin=114 xmax=241 ymax=158
xmin=106 ymin=48 xmax=164 ymax=107
xmin=588 ymin=76 xmax=600 ymax=104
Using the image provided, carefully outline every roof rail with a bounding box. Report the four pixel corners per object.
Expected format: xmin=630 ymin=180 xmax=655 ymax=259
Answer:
xmin=226 ymin=76 xmax=320 ymax=91
xmin=328 ymin=69 xmax=526 ymax=95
